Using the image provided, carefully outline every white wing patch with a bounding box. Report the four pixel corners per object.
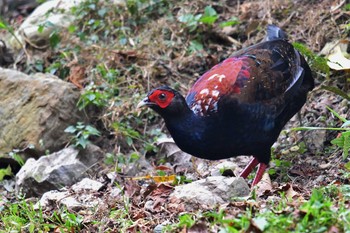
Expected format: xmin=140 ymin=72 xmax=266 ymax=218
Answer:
xmin=191 ymin=75 xmax=223 ymax=116
xmin=208 ymin=73 xmax=226 ymax=82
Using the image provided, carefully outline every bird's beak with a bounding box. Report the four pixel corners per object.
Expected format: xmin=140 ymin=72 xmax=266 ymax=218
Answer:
xmin=137 ymin=97 xmax=151 ymax=108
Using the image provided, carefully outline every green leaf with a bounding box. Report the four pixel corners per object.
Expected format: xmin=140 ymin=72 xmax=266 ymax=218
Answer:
xmin=38 ymin=24 xmax=45 ymax=33
xmin=345 ymin=161 xmax=350 ymax=171
xmin=200 ymin=6 xmax=218 ymax=25
xmin=77 ymin=137 xmax=88 ymax=148
xmin=178 ymin=14 xmax=195 ymax=23
xmin=344 ymin=3 xmax=350 ymax=10
xmin=331 ymin=131 xmax=350 ymax=159
xmin=326 ymin=106 xmax=347 ymax=123
xmin=65 ymin=126 xmax=77 ymax=133
xmin=203 ymin=6 xmax=217 ymax=17
xmin=0 ymin=20 xmax=8 ymax=29
xmin=0 ymin=166 xmax=12 ymax=181
xmin=98 ymin=8 xmax=107 ymax=17
xmin=85 ymin=125 xmax=101 ymax=136
xmin=49 ymin=31 xmax=61 ymax=48
xmin=177 ymin=14 xmax=201 ymax=32
xmin=220 ymin=17 xmax=239 ymax=28
xmin=68 ymin=25 xmax=77 ymax=33
xmin=293 ymin=42 xmax=330 ymax=76
xmin=126 ymin=137 xmax=133 ymax=146
xmin=188 ymin=40 xmax=203 ymax=53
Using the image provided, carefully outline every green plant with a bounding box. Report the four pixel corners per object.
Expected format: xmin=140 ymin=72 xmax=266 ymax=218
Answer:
xmin=204 ymin=210 xmax=249 ymax=232
xmin=0 ymin=200 xmax=56 ymax=232
xmin=0 ymin=166 xmax=12 ymax=181
xmin=77 ymin=87 xmax=111 ymax=110
xmin=178 ymin=213 xmax=196 ymax=228
xmin=220 ymin=17 xmax=239 ymax=28
xmin=344 ymin=4 xmax=350 ymax=11
xmin=0 ymin=18 xmax=23 ymax=48
xmin=64 ymin=122 xmax=101 ymax=148
xmin=296 ymin=189 xmax=335 ymax=232
xmin=0 ymin=149 xmax=29 ymax=181
xmin=293 ymin=106 xmax=350 ymax=159
xmin=177 ymin=5 xmax=218 ymax=32
xmin=53 ymin=210 xmax=83 ymax=231
xmin=38 ymin=21 xmax=61 ymax=48
xmin=293 ymin=42 xmax=330 ymax=77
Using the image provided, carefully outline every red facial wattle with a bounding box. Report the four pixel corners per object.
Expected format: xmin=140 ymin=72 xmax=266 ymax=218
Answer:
xmin=148 ymin=89 xmax=175 ymax=108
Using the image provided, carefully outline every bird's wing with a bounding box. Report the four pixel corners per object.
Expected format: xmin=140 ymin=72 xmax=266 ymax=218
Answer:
xmin=186 ymin=40 xmax=305 ymax=117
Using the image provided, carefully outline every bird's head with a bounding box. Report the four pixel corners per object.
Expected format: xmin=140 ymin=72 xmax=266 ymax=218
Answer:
xmin=137 ymin=86 xmax=189 ymax=117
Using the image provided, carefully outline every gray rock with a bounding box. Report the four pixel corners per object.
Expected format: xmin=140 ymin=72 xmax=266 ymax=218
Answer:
xmin=36 ymin=177 xmax=113 ymax=211
xmin=16 ymin=144 xmax=103 ymax=197
xmin=170 ymin=176 xmax=249 ymax=211
xmin=10 ymin=0 xmax=126 ymax=49
xmin=0 ymin=68 xmax=86 ymax=158
xmin=154 ymin=224 xmax=164 ymax=233
xmin=71 ymin=178 xmax=104 ymax=192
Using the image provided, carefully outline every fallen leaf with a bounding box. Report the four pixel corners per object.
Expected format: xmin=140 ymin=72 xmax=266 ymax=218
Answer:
xmin=154 ymin=165 xmax=173 ymax=171
xmin=319 ymin=163 xmax=331 ymax=169
xmin=256 ymin=173 xmax=272 ymax=196
xmin=132 ymin=174 xmax=176 ymax=183
xmin=124 ymin=179 xmax=141 ymax=198
xmin=321 ymin=39 xmax=350 ymax=70
xmin=67 ymin=65 xmax=85 ymax=89
xmin=149 ymin=183 xmax=174 ymax=197
xmin=152 ymin=174 xmax=176 ymax=183
xmin=286 ymin=184 xmax=300 ymax=199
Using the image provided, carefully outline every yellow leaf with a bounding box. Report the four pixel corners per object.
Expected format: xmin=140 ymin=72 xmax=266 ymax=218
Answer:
xmin=324 ymin=40 xmax=350 ymax=70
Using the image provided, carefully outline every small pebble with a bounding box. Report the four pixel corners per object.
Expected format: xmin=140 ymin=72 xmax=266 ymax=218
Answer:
xmin=154 ymin=224 xmax=164 ymax=233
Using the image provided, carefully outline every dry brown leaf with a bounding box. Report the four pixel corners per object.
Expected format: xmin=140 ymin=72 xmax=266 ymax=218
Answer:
xmin=154 ymin=165 xmax=173 ymax=171
xmin=286 ymin=184 xmax=300 ymax=199
xmin=124 ymin=179 xmax=141 ymax=198
xmin=149 ymin=183 xmax=174 ymax=197
xmin=256 ymin=173 xmax=272 ymax=196
xmin=132 ymin=174 xmax=176 ymax=183
xmin=67 ymin=65 xmax=86 ymax=89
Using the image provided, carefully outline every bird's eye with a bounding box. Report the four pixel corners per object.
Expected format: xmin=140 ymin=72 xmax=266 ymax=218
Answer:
xmin=158 ymin=93 xmax=166 ymax=100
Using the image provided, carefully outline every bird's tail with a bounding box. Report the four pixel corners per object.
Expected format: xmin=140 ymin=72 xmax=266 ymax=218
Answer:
xmin=265 ymin=24 xmax=288 ymax=41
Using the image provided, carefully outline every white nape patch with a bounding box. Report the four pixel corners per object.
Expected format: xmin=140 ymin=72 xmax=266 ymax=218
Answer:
xmin=211 ymin=90 xmax=220 ymax=97
xmin=199 ymin=88 xmax=209 ymax=95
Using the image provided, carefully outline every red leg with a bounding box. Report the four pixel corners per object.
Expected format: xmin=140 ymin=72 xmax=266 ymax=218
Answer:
xmin=251 ymin=163 xmax=268 ymax=186
xmin=239 ymin=157 xmax=259 ymax=178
